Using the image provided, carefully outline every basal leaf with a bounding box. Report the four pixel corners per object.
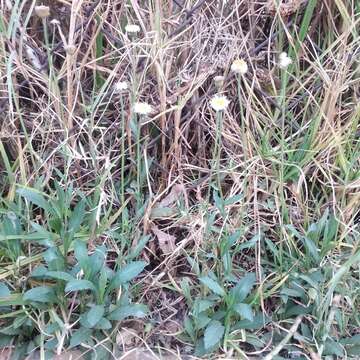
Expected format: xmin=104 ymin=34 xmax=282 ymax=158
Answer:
xmin=199 ymin=276 xmax=225 ymax=297
xmin=232 ymin=273 xmax=256 ymax=302
xmin=233 ymin=303 xmax=254 ymax=321
xmin=86 ymin=305 xmax=105 ymax=328
xmin=204 ymin=320 xmax=224 ymax=350
xmin=69 ymin=328 xmax=92 ymax=348
xmin=17 ymin=188 xmax=50 ymax=213
xmin=107 ymin=304 xmax=148 ymax=321
xmin=109 ymin=261 xmax=146 ymax=290
xmin=23 ymin=286 xmax=55 ymax=303
xmin=65 ymin=279 xmax=96 ymax=293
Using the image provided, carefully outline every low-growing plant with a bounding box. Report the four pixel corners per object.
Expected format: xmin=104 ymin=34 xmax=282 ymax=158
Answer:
xmin=0 ymin=186 xmax=148 ymax=359
xmin=181 ymin=269 xmax=259 ymax=356
xmin=0 ymin=239 xmax=148 ymax=359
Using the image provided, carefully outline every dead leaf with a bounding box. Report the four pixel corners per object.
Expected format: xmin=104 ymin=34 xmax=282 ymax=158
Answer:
xmin=150 ymin=207 xmax=178 ymax=219
xmin=119 ymin=349 xmax=179 ymax=360
xmin=116 ymin=327 xmax=138 ymax=348
xmin=159 ymin=184 xmax=184 ymax=207
xmin=53 ymin=351 xmax=84 ymax=360
xmin=151 ymin=225 xmax=176 ymax=254
xmin=0 ymin=348 xmax=12 ymax=360
xmin=25 ymin=350 xmax=83 ymax=360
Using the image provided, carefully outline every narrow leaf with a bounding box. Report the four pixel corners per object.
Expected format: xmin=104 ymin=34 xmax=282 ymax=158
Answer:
xmin=68 ymin=199 xmax=86 ymax=233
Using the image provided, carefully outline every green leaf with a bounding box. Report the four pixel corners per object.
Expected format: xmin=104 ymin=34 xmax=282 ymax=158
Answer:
xmin=233 ymin=303 xmax=253 ymax=321
xmin=199 ymin=276 xmax=225 ymax=297
xmin=17 ymin=187 xmax=50 ymax=213
xmin=233 ymin=314 xmax=271 ymax=330
xmin=237 ymin=234 xmax=259 ymax=251
xmin=347 ymin=345 xmax=360 ymax=357
xmin=23 ymin=286 xmax=55 ymax=303
xmin=44 ymin=247 xmax=65 ymax=271
xmin=227 ymin=230 xmax=242 ymax=247
xmin=94 ymin=317 xmax=112 ymax=330
xmin=68 ymin=199 xmax=86 ymax=232
xmin=73 ymin=240 xmax=88 ymax=269
xmin=303 ymin=236 xmax=320 ymax=262
xmin=194 ymin=299 xmax=214 ymax=314
xmin=65 ymin=280 xmax=96 ymax=293
xmin=29 ymin=222 xmax=55 ymax=247
xmin=0 ymin=283 xmax=10 ymax=297
xmin=98 ymin=268 xmax=108 ymax=302
xmin=89 ymin=246 xmax=106 ymax=275
xmin=126 ymin=235 xmax=150 ymax=260
xmin=69 ymin=328 xmax=92 ymax=348
xmin=196 ymin=313 xmax=212 ymax=330
xmin=232 ymin=273 xmax=256 ymax=302
xmin=184 ymin=316 xmax=195 ymax=339
xmin=340 ymin=334 xmax=360 ymax=346
xmin=204 ymin=320 xmax=224 ymax=350
xmin=110 ymin=261 xmax=146 ymax=290
xmin=224 ymin=194 xmax=242 ymax=206
xmin=86 ymin=305 xmax=105 ymax=328
xmin=107 ymin=304 xmax=148 ymax=321
xmin=46 ymin=271 xmax=74 ymax=282
xmin=324 ymin=338 xmax=344 ymax=357
xmin=0 ymin=293 xmax=25 ymax=306
xmin=31 ymin=267 xmax=73 ymax=282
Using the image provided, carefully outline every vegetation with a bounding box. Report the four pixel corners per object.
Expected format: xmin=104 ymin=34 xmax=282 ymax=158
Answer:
xmin=0 ymin=0 xmax=359 ymax=359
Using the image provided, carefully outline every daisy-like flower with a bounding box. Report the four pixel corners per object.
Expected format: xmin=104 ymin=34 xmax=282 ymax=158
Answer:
xmin=133 ymin=102 xmax=152 ymax=115
xmin=35 ymin=5 xmax=50 ymax=18
xmin=114 ymin=81 xmax=128 ymax=92
xmin=231 ymin=58 xmax=248 ymax=75
xmin=210 ymin=95 xmax=230 ymax=112
xmin=125 ymin=24 xmax=141 ymax=34
xmin=279 ymin=52 xmax=292 ymax=69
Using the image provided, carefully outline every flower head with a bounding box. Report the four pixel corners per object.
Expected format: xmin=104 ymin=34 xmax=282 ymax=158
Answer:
xmin=114 ymin=81 xmax=128 ymax=92
xmin=133 ymin=102 xmax=152 ymax=115
xmin=231 ymin=58 xmax=248 ymax=75
xmin=214 ymin=75 xmax=225 ymax=90
xmin=125 ymin=24 xmax=141 ymax=34
xmin=210 ymin=95 xmax=230 ymax=112
xmin=50 ymin=19 xmax=60 ymax=26
xmin=279 ymin=52 xmax=292 ymax=69
xmin=35 ymin=5 xmax=50 ymax=18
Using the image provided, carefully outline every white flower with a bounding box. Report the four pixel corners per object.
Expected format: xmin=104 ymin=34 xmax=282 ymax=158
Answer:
xmin=114 ymin=81 xmax=128 ymax=92
xmin=50 ymin=19 xmax=60 ymax=26
xmin=214 ymin=75 xmax=225 ymax=89
xmin=210 ymin=95 xmax=230 ymax=112
xmin=35 ymin=5 xmax=50 ymax=18
xmin=133 ymin=102 xmax=152 ymax=115
xmin=125 ymin=24 xmax=140 ymax=34
xmin=279 ymin=52 xmax=292 ymax=69
xmin=231 ymin=58 xmax=248 ymax=75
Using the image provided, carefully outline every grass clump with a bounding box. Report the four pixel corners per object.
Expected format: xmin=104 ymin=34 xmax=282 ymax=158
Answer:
xmin=0 ymin=0 xmax=359 ymax=359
